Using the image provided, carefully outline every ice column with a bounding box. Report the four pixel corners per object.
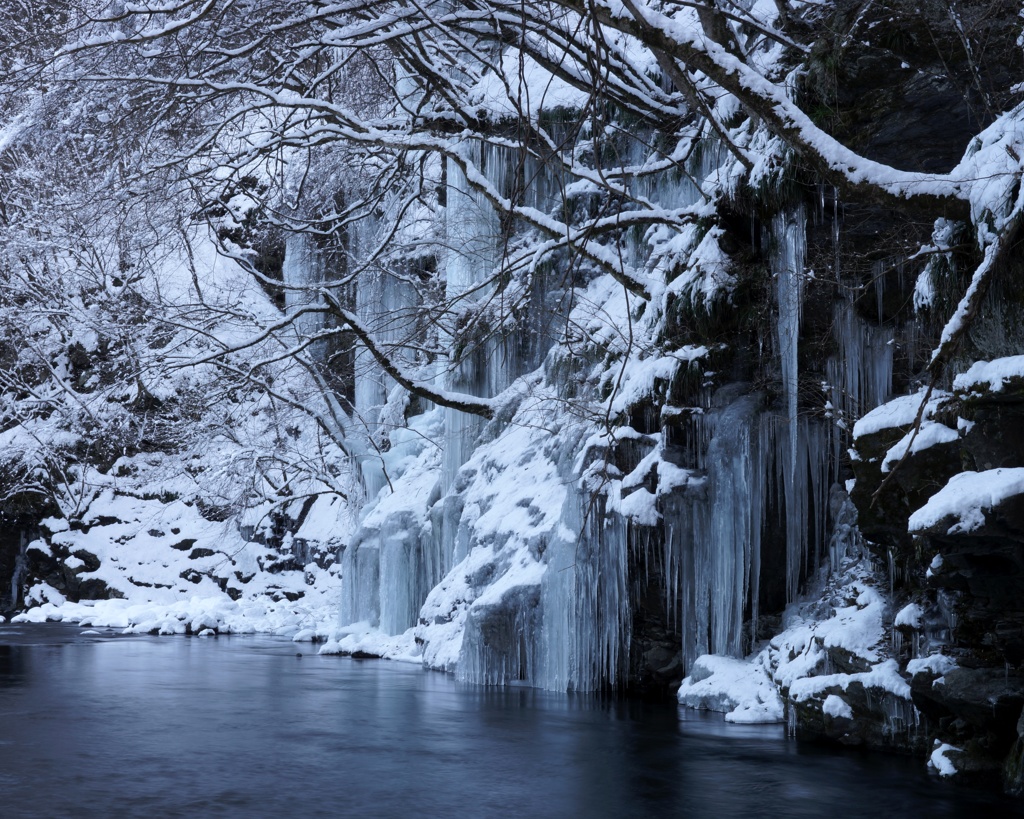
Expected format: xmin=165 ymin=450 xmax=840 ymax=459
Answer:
xmin=827 ymin=305 xmax=894 ymax=432
xmin=773 ymin=206 xmax=809 ymax=599
xmin=668 ymin=394 xmax=766 ymax=671
xmin=282 ymin=232 xmax=327 ymax=360
xmin=442 ymin=143 xmax=502 ymax=491
xmin=540 ymin=485 xmax=631 ymax=692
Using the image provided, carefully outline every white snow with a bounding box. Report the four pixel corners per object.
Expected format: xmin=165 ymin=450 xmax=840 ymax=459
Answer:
xmin=894 ymin=603 xmax=923 ymax=629
xmin=677 ymin=654 xmax=785 ymax=723
xmin=880 ymin=421 xmax=958 ymax=473
xmin=954 ymin=356 xmax=1024 ymax=395
xmin=467 ymin=50 xmax=589 ymax=120
xmin=822 ymin=694 xmax=854 ymax=720
xmin=788 ymin=658 xmax=911 ymax=702
xmin=852 ymin=389 xmax=950 ymax=440
xmin=908 ymin=468 xmax=1024 ymax=534
xmin=678 ymin=551 xmax=915 ymax=728
xmin=14 ymin=591 xmax=341 ymax=640
xmin=907 ymin=654 xmax=958 ymax=677
xmin=929 ymin=743 xmax=961 ymax=777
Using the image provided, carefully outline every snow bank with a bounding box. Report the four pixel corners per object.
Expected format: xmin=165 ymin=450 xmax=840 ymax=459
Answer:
xmin=13 ymin=587 xmax=340 ymax=640
xmin=318 ymin=622 xmax=421 ymax=663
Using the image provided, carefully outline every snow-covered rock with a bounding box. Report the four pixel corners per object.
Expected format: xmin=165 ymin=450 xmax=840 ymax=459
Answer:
xmin=909 ymin=468 xmax=1024 ymax=535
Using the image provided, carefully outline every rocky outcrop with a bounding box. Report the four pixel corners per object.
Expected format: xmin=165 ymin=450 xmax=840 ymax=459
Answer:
xmin=844 ymin=359 xmax=1024 ymax=785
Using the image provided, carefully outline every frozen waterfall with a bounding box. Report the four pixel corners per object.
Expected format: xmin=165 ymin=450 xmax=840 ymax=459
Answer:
xmin=329 ymin=130 xmax=880 ymax=691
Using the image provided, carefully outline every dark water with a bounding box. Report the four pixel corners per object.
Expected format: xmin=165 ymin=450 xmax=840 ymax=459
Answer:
xmin=0 ymin=624 xmax=1016 ymax=818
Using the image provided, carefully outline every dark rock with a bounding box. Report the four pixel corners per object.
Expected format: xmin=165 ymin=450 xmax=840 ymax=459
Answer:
xmin=912 ymin=666 xmax=1024 ymax=777
xmin=628 ymin=523 xmax=684 ymax=700
xmin=793 ymin=682 xmax=925 ymax=753
xmin=71 ymin=550 xmax=101 ymax=572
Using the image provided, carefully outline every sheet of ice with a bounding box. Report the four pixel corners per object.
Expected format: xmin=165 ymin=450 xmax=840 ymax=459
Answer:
xmin=908 ymin=468 xmax=1024 ymax=534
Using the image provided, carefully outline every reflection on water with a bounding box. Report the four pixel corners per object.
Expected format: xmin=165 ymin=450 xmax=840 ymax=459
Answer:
xmin=0 ymin=624 xmax=1013 ymax=818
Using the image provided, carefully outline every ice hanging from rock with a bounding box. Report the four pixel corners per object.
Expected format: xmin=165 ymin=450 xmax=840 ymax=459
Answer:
xmin=773 ymin=206 xmax=808 ymax=599
xmin=539 ymin=481 xmax=631 ymax=692
xmin=282 ymin=231 xmax=327 ymax=360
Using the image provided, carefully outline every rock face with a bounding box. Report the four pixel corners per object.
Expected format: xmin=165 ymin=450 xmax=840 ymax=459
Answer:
xmin=845 ymin=367 xmax=1024 ymax=785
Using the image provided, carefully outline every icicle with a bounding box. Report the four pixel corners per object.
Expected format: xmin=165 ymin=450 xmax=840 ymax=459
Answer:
xmin=538 ymin=485 xmax=631 ymax=692
xmin=773 ymin=205 xmax=807 ymax=600
xmin=827 ymin=304 xmax=894 ymax=434
xmin=281 ymin=231 xmax=329 ymax=360
xmin=832 ymin=187 xmax=841 ymax=281
xmin=8 ymin=530 xmax=27 ymax=608
xmin=882 ymin=694 xmax=920 ymax=739
xmin=663 ymin=392 xmax=767 ymax=671
xmin=339 ymin=540 xmax=381 ymax=627
xmin=874 ymin=260 xmax=886 ymax=324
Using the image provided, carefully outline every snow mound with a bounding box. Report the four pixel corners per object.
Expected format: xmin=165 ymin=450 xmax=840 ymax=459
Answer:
xmin=894 ymin=603 xmax=923 ymax=629
xmin=677 ymin=654 xmax=784 ymax=723
xmin=908 ymin=468 xmax=1024 ymax=534
xmin=318 ymin=622 xmax=421 ymax=663
xmin=907 ymin=654 xmax=958 ymax=677
xmin=954 ymin=355 xmax=1024 ymax=395
xmin=852 ymin=389 xmax=949 ymax=440
xmin=822 ymin=694 xmax=854 ymax=720
xmin=929 ymin=742 xmax=961 ymax=777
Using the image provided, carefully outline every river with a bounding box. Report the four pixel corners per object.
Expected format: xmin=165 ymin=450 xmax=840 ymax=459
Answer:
xmin=0 ymin=624 xmax=1014 ymax=817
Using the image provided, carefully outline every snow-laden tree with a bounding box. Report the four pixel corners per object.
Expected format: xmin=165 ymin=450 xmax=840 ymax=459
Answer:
xmin=0 ymin=15 xmax=359 ymax=523
xmin=3 ymin=0 xmax=1022 ymax=437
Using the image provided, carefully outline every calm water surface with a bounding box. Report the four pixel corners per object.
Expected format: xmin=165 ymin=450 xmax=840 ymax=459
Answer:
xmin=0 ymin=624 xmax=1014 ymax=818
